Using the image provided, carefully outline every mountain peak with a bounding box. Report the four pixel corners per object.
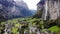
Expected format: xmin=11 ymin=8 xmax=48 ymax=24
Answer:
xmin=15 ymin=0 xmax=28 ymax=9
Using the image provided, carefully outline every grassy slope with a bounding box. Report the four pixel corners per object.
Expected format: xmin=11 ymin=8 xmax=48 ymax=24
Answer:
xmin=48 ymin=26 xmax=60 ymax=34
xmin=0 ymin=18 xmax=60 ymax=34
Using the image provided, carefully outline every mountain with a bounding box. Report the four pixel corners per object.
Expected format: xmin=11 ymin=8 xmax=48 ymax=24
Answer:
xmin=15 ymin=0 xmax=33 ymax=17
xmin=0 ymin=0 xmax=33 ymax=21
xmin=33 ymin=0 xmax=45 ymax=18
xmin=29 ymin=10 xmax=36 ymax=15
xmin=15 ymin=0 xmax=28 ymax=9
xmin=37 ymin=0 xmax=45 ymax=5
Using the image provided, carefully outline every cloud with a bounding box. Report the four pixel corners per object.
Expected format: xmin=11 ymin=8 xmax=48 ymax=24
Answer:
xmin=14 ymin=0 xmax=40 ymax=10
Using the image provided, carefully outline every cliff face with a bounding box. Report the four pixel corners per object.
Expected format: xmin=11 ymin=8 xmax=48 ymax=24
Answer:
xmin=15 ymin=0 xmax=28 ymax=9
xmin=37 ymin=0 xmax=60 ymax=20
xmin=0 ymin=0 xmax=33 ymax=21
xmin=15 ymin=0 xmax=33 ymax=17
xmin=0 ymin=0 xmax=14 ymax=20
xmin=35 ymin=0 xmax=45 ymax=18
xmin=47 ymin=0 xmax=60 ymax=20
xmin=44 ymin=0 xmax=60 ymax=20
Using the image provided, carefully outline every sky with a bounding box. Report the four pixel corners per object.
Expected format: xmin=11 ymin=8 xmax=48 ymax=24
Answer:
xmin=14 ymin=0 xmax=40 ymax=10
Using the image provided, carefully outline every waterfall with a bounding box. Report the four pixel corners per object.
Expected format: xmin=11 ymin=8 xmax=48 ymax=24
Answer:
xmin=44 ymin=0 xmax=48 ymax=20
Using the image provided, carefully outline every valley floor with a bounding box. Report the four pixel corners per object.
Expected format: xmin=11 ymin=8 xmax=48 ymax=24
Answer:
xmin=0 ymin=18 xmax=60 ymax=34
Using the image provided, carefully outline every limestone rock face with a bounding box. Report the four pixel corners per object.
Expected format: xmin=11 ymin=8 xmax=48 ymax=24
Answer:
xmin=47 ymin=0 xmax=60 ymax=20
xmin=37 ymin=0 xmax=60 ymax=20
xmin=0 ymin=0 xmax=32 ymax=21
xmin=0 ymin=0 xmax=15 ymax=20
xmin=36 ymin=0 xmax=45 ymax=18
xmin=15 ymin=0 xmax=28 ymax=9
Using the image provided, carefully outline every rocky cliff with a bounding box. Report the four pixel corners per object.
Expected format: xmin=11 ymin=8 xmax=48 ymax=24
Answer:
xmin=37 ymin=0 xmax=60 ymax=20
xmin=0 ymin=0 xmax=33 ymax=21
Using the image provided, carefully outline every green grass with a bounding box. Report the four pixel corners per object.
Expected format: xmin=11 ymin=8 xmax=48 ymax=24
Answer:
xmin=48 ymin=26 xmax=60 ymax=33
xmin=0 ymin=17 xmax=60 ymax=34
xmin=48 ymin=26 xmax=59 ymax=32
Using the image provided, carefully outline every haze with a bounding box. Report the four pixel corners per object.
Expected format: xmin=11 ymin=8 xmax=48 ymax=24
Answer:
xmin=14 ymin=0 xmax=40 ymax=10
